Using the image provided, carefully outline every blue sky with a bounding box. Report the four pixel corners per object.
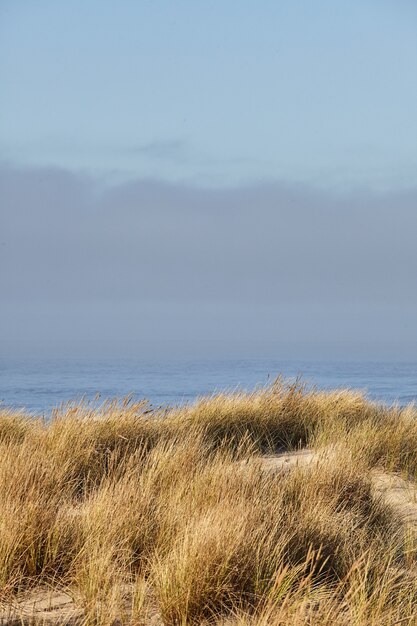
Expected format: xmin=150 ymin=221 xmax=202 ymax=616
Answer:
xmin=1 ymin=1 xmax=417 ymax=360
xmin=1 ymin=0 xmax=417 ymax=188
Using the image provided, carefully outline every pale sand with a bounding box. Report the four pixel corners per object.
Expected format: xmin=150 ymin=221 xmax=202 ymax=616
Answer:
xmin=259 ymin=448 xmax=417 ymax=524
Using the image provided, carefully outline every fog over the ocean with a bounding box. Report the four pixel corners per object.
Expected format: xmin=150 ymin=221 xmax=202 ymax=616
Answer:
xmin=1 ymin=163 xmax=416 ymax=360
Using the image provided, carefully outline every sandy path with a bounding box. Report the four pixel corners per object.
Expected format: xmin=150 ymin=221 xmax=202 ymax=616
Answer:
xmin=0 ymin=589 xmax=81 ymax=624
xmin=259 ymin=448 xmax=417 ymax=524
xmin=372 ymin=470 xmax=417 ymax=524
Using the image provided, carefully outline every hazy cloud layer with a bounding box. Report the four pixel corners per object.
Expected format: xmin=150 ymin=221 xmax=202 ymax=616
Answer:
xmin=126 ymin=139 xmax=188 ymax=161
xmin=1 ymin=164 xmax=416 ymax=359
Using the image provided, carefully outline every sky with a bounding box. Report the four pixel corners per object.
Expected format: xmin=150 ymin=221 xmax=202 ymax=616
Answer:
xmin=1 ymin=1 xmax=417 ymax=360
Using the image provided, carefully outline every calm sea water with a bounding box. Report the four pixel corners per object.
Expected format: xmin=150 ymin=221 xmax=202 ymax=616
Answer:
xmin=1 ymin=358 xmax=416 ymax=416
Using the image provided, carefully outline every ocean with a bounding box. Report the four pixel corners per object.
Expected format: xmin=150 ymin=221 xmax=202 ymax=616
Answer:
xmin=1 ymin=358 xmax=416 ymax=416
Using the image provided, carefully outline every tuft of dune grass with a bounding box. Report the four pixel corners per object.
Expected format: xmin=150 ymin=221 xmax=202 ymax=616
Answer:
xmin=1 ymin=381 xmax=417 ymax=624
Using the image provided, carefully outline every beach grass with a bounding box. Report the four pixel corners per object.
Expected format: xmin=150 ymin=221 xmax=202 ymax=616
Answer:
xmin=1 ymin=381 xmax=417 ymax=624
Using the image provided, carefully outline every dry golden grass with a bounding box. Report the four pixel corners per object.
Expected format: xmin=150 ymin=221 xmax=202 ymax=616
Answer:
xmin=1 ymin=381 xmax=417 ymax=624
